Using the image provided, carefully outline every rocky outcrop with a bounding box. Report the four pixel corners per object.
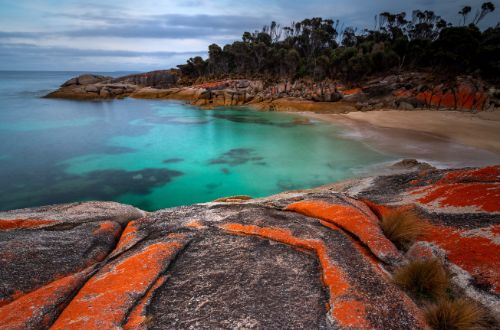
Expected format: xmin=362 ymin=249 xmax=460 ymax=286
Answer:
xmin=358 ymin=165 xmax=500 ymax=314
xmin=46 ymin=71 xmax=499 ymax=112
xmin=129 ymin=79 xmax=358 ymax=112
xmin=61 ymin=74 xmax=112 ymax=87
xmin=347 ymin=73 xmax=498 ymax=112
xmin=111 ymin=70 xmax=178 ymax=89
xmin=46 ymin=80 xmax=139 ymax=100
xmin=45 ymin=71 xmax=178 ymax=100
xmin=0 ymin=166 xmax=498 ymax=329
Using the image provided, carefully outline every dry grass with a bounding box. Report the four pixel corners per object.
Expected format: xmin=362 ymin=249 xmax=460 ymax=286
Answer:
xmin=425 ymin=299 xmax=490 ymax=330
xmin=393 ymin=259 xmax=449 ymax=301
xmin=380 ymin=209 xmax=426 ymax=250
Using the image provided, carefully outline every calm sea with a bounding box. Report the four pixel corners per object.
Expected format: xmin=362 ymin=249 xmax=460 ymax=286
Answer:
xmin=0 ymin=71 xmax=395 ymax=211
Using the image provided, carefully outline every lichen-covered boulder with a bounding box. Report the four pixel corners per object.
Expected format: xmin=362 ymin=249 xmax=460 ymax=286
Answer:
xmin=356 ymin=165 xmax=500 ymax=313
xmin=0 ymin=167 xmax=498 ymax=329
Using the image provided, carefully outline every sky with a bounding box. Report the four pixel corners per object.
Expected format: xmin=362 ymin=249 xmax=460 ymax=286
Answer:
xmin=0 ymin=0 xmax=498 ymax=71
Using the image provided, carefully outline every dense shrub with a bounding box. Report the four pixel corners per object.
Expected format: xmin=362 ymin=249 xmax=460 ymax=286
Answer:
xmin=177 ymin=2 xmax=497 ymax=83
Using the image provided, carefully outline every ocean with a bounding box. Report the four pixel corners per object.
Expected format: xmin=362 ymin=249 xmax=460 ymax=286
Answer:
xmin=0 ymin=71 xmax=395 ymax=211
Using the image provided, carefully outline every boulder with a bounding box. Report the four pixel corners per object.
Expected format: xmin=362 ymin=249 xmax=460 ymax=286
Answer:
xmin=112 ymin=70 xmax=178 ymax=88
xmin=0 ymin=195 xmax=427 ymax=329
xmin=84 ymin=85 xmax=99 ymax=93
xmin=398 ymin=101 xmax=414 ymax=110
xmin=390 ymin=159 xmax=434 ymax=171
xmin=61 ymin=77 xmax=78 ymax=87
xmin=99 ymin=88 xmax=110 ymax=98
xmin=236 ymin=80 xmax=250 ymax=88
xmin=109 ymin=87 xmax=124 ymax=96
xmin=0 ymin=167 xmax=498 ymax=328
xmin=362 ymin=85 xmax=390 ymax=97
xmin=330 ymin=92 xmax=343 ymax=102
xmin=357 ymin=165 xmax=500 ymax=315
xmin=77 ymin=74 xmax=110 ymax=85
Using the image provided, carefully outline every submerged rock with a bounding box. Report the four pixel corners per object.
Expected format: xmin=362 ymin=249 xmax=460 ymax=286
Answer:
xmin=0 ymin=166 xmax=498 ymax=328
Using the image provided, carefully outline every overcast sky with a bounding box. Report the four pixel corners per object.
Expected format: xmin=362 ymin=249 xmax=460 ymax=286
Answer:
xmin=0 ymin=0 xmax=498 ymax=71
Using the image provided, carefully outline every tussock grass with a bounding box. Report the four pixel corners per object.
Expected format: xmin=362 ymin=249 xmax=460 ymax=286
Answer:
xmin=425 ymin=299 xmax=490 ymax=330
xmin=393 ymin=259 xmax=448 ymax=301
xmin=380 ymin=209 xmax=426 ymax=250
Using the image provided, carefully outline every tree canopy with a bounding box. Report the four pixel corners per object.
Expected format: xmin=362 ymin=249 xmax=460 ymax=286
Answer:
xmin=177 ymin=2 xmax=498 ymax=83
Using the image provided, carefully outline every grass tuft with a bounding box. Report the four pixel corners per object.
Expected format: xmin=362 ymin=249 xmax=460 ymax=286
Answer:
xmin=380 ymin=209 xmax=426 ymax=250
xmin=425 ymin=298 xmax=490 ymax=330
xmin=393 ymin=259 xmax=448 ymax=301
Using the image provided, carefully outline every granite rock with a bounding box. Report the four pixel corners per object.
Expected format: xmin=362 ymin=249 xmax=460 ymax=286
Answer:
xmin=0 ymin=167 xmax=498 ymax=329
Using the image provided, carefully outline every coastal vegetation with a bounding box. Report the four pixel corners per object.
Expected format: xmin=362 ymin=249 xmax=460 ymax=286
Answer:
xmin=425 ymin=299 xmax=489 ymax=330
xmin=178 ymin=2 xmax=498 ymax=83
xmin=393 ymin=257 xmax=449 ymax=302
xmin=379 ymin=209 xmax=425 ymax=250
xmin=380 ymin=208 xmax=497 ymax=329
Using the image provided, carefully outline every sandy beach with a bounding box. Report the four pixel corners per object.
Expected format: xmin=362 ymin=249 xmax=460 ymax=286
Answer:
xmin=299 ymin=109 xmax=500 ymax=168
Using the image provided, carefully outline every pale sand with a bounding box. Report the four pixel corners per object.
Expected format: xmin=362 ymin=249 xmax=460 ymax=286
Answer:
xmin=299 ymin=110 xmax=500 ymax=168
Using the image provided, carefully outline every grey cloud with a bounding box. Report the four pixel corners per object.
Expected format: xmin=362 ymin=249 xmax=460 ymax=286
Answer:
xmin=0 ymin=42 xmax=207 ymax=58
xmin=4 ymin=3 xmax=498 ymax=43
xmin=1 ymin=0 xmax=498 ymax=71
xmin=0 ymin=31 xmax=44 ymax=38
xmin=46 ymin=13 xmax=271 ymax=39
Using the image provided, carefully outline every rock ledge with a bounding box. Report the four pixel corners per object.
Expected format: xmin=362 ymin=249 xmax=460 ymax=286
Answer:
xmin=0 ymin=166 xmax=498 ymax=329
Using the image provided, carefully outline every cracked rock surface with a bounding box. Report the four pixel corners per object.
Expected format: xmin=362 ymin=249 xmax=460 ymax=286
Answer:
xmin=0 ymin=166 xmax=498 ymax=329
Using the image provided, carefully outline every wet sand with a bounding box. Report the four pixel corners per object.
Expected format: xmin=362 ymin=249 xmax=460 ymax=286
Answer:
xmin=299 ymin=110 xmax=500 ymax=168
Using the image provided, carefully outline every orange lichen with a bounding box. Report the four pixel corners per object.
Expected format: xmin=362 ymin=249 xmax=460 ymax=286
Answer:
xmin=123 ymin=275 xmax=167 ymax=330
xmin=411 ymin=183 xmax=500 ymax=212
xmin=393 ymin=89 xmax=412 ymax=98
xmin=112 ymin=220 xmax=141 ymax=255
xmin=51 ymin=239 xmax=187 ymax=329
xmin=0 ymin=219 xmax=57 ymax=230
xmin=167 ymin=232 xmax=188 ymax=239
xmin=332 ymin=300 xmax=369 ymax=328
xmin=415 ymin=84 xmax=488 ymax=110
xmin=286 ymin=200 xmax=400 ymax=262
xmin=185 ymin=219 xmax=205 ymax=229
xmin=342 ymin=88 xmax=362 ymax=96
xmin=0 ymin=268 xmax=92 ymax=329
xmin=362 ymin=200 xmax=392 ymax=220
xmin=318 ymin=220 xmax=340 ymax=231
xmin=92 ymin=221 xmax=121 ymax=237
xmin=438 ymin=166 xmax=500 ymax=184
xmin=220 ymin=223 xmax=371 ymax=327
xmin=362 ymin=201 xmax=417 ymax=226
xmin=365 ymin=198 xmax=499 ymax=291
xmin=422 ymin=224 xmax=500 ymax=293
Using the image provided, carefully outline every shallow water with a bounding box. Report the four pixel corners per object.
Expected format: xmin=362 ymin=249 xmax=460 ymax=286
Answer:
xmin=0 ymin=71 xmax=396 ymax=211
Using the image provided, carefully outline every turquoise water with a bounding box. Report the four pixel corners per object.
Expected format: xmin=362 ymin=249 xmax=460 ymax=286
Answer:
xmin=0 ymin=71 xmax=395 ymax=211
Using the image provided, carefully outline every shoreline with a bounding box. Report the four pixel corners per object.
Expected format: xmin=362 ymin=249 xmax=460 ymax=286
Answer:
xmin=296 ymin=109 xmax=500 ymax=168
xmin=44 ymin=72 xmax=500 ymax=168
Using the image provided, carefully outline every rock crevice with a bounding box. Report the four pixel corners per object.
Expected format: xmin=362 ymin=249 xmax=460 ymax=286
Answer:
xmin=0 ymin=166 xmax=498 ymax=329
